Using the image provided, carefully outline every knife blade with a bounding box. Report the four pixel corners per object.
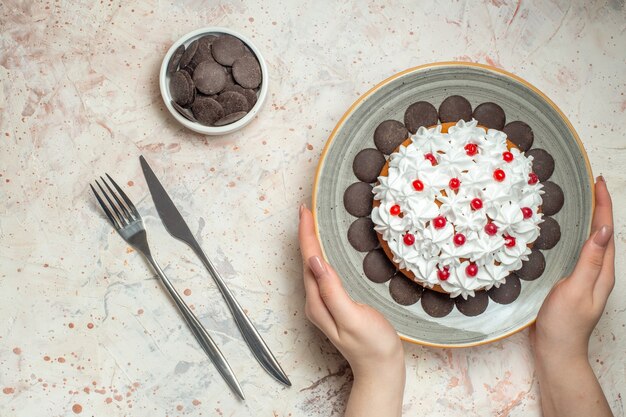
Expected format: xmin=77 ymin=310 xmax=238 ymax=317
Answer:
xmin=140 ymin=155 xmax=291 ymax=387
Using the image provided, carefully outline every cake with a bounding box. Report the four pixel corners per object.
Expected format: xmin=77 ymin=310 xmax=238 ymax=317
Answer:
xmin=370 ymin=119 xmax=544 ymax=299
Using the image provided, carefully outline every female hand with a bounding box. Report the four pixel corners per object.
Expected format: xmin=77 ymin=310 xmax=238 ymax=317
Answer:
xmin=298 ymin=205 xmax=405 ymax=417
xmin=531 ymin=176 xmax=615 ymax=417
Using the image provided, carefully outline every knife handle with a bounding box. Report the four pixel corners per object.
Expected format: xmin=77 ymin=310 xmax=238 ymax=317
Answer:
xmin=145 ymin=255 xmax=246 ymax=400
xmin=193 ymin=248 xmax=291 ymax=386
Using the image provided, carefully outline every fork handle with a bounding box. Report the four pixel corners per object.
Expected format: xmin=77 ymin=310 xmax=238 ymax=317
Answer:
xmin=145 ymin=255 xmax=245 ymax=400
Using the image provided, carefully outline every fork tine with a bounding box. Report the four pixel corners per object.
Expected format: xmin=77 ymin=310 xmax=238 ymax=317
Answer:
xmin=100 ymin=175 xmax=133 ymax=221
xmin=90 ymin=183 xmax=121 ymax=229
xmin=96 ymin=179 xmax=128 ymax=226
xmin=106 ymin=173 xmax=140 ymax=218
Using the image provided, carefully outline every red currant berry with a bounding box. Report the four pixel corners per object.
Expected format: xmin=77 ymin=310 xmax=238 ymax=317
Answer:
xmin=453 ymin=233 xmax=466 ymax=246
xmin=465 ymin=263 xmax=478 ymax=277
xmin=412 ymin=179 xmax=424 ymax=191
xmin=493 ymin=168 xmax=506 ymax=182
xmin=502 ymin=151 xmax=514 ymax=162
xmin=521 ymin=207 xmax=533 ymax=219
xmin=528 ymin=172 xmax=539 ymax=185
xmin=449 ymin=177 xmax=461 ymax=190
xmin=403 ymin=233 xmax=415 ymax=246
xmin=464 ymin=143 xmax=478 ymax=156
xmin=389 ymin=204 xmax=401 ymax=216
xmin=433 ymin=216 xmax=446 ymax=229
xmin=505 ymin=235 xmax=516 ymax=247
xmin=425 ymin=153 xmax=437 ymax=166
xmin=484 ymin=222 xmax=498 ymax=236
xmin=437 ymin=266 xmax=450 ymax=281
xmin=471 ymin=198 xmax=483 ymax=210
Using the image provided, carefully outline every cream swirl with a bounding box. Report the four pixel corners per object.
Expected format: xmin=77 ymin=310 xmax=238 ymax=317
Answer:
xmin=371 ymin=119 xmax=544 ymax=299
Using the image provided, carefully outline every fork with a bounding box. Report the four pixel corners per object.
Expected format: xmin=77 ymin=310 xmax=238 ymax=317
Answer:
xmin=90 ymin=174 xmax=245 ymax=400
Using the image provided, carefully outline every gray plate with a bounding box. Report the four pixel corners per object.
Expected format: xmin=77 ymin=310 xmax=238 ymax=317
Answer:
xmin=313 ymin=63 xmax=594 ymax=347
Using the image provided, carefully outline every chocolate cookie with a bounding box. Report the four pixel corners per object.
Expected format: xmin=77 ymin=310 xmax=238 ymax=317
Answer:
xmin=347 ymin=218 xmax=379 ymax=252
xmin=170 ymin=70 xmax=195 ymax=106
xmin=363 ymin=249 xmax=396 ymax=283
xmin=472 ymin=102 xmax=506 ymax=130
xmin=389 ymin=274 xmax=423 ymax=305
xmin=540 ymin=181 xmax=564 ymax=216
xmin=232 ymin=56 xmax=262 ymax=89
xmin=193 ymin=61 xmax=227 ymax=95
xmin=421 ymin=289 xmax=455 ymax=317
xmin=526 ymin=149 xmax=555 ymax=182
xmin=404 ymin=101 xmax=438 ymax=134
xmin=455 ymin=290 xmax=489 ymax=316
xmin=503 ymin=121 xmax=534 ymax=151
xmin=487 ymin=274 xmax=521 ymax=305
xmin=216 ymin=91 xmax=249 ymax=114
xmin=213 ymin=111 xmax=247 ymax=126
xmin=343 ymin=182 xmax=374 ymax=217
xmin=373 ymin=120 xmax=409 ymax=155
xmin=179 ymin=39 xmax=199 ymax=69
xmin=167 ymin=44 xmax=185 ymax=74
xmin=516 ymin=249 xmax=545 ymax=281
xmin=353 ymin=148 xmax=386 ymax=183
xmin=438 ymin=95 xmax=472 ymax=123
xmin=211 ymin=35 xmax=246 ymax=66
xmin=534 ymin=217 xmax=561 ymax=250
xmin=191 ymin=96 xmax=224 ymax=125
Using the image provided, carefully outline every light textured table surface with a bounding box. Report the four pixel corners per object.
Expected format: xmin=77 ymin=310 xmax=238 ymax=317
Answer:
xmin=1 ymin=1 xmax=625 ymax=416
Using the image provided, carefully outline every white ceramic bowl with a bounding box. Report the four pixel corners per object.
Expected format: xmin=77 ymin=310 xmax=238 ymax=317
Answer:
xmin=159 ymin=27 xmax=268 ymax=135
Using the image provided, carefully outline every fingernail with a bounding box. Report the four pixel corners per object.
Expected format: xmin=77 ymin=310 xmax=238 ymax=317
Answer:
xmin=593 ymin=225 xmax=613 ymax=247
xmin=308 ymin=256 xmax=326 ymax=278
xmin=299 ymin=203 xmax=307 ymax=218
xmin=596 ymin=175 xmax=605 ymax=183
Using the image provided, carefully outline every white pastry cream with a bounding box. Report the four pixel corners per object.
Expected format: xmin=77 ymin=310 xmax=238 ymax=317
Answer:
xmin=372 ymin=119 xmax=544 ymax=299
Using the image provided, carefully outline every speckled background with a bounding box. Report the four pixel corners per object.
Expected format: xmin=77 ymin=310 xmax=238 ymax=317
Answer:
xmin=0 ymin=1 xmax=624 ymax=416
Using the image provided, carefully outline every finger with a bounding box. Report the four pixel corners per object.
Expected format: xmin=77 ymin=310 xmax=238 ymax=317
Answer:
xmin=568 ymin=224 xmax=613 ymax=289
xmin=591 ymin=176 xmax=613 ymax=233
xmin=298 ymin=205 xmax=338 ymax=335
xmin=592 ymin=177 xmax=616 ymax=302
xmin=308 ymin=255 xmax=359 ymax=324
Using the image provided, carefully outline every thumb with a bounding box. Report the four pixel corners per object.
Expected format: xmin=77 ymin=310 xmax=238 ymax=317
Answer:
xmin=308 ymin=256 xmax=358 ymax=322
xmin=568 ymin=225 xmax=613 ymax=289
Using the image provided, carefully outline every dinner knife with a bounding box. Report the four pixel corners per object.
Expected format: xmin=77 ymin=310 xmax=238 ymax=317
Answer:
xmin=139 ymin=155 xmax=291 ymax=387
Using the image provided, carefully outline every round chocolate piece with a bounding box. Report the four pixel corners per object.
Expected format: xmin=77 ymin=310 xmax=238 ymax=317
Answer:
xmin=171 ymin=100 xmax=196 ymax=122
xmin=472 ymin=102 xmax=506 ymax=130
xmin=353 ymin=148 xmax=386 ymax=183
xmin=242 ymin=88 xmax=258 ymax=108
xmin=213 ymin=111 xmax=247 ymax=126
xmin=373 ymin=120 xmax=409 ymax=155
xmin=438 ymin=95 xmax=472 ymax=123
xmin=540 ymin=181 xmax=564 ymax=216
xmin=193 ymin=61 xmax=227 ymax=95
xmin=191 ymin=96 xmax=224 ymax=126
xmin=347 ymin=218 xmax=378 ymax=252
xmin=343 ymin=182 xmax=373 ymax=217
xmin=170 ymin=70 xmax=195 ymax=106
xmin=516 ymin=250 xmax=545 ymax=281
xmin=179 ymin=39 xmax=198 ymax=69
xmin=421 ymin=289 xmax=455 ymax=317
xmin=211 ymin=35 xmax=247 ymax=66
xmin=167 ymin=44 xmax=185 ymax=74
xmin=404 ymin=101 xmax=438 ymax=134
xmin=455 ymin=290 xmax=489 ymax=316
xmin=363 ymin=249 xmax=396 ymax=283
xmin=526 ymin=148 xmax=555 ymax=182
xmin=535 ymin=217 xmax=561 ymax=250
xmin=232 ymin=56 xmax=262 ymax=89
xmin=488 ymin=274 xmax=521 ymax=305
xmin=503 ymin=121 xmax=534 ymax=151
xmin=216 ymin=91 xmax=249 ymax=115
xmin=389 ymin=274 xmax=423 ymax=305
xmin=190 ymin=38 xmax=215 ymax=67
